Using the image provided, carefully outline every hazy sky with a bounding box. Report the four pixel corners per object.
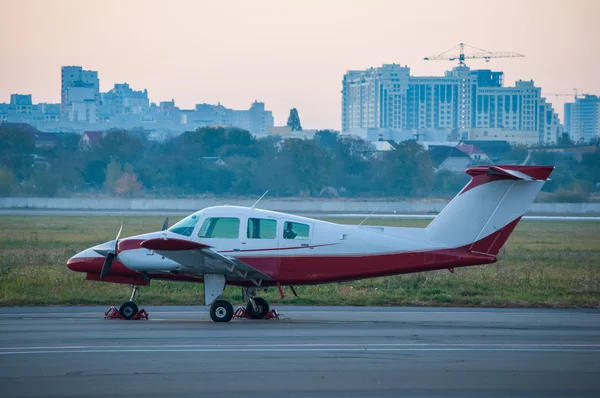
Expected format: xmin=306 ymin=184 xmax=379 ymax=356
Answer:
xmin=1 ymin=0 xmax=598 ymax=129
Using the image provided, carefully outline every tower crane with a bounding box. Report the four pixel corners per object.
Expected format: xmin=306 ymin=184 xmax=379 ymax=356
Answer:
xmin=424 ymin=42 xmax=524 ymax=67
xmin=543 ymin=89 xmax=582 ymax=100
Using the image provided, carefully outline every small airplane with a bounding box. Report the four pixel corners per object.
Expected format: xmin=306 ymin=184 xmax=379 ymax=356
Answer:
xmin=67 ymin=165 xmax=553 ymax=322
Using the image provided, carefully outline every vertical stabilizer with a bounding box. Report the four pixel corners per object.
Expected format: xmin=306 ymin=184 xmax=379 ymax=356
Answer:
xmin=425 ymin=165 xmax=553 ymax=252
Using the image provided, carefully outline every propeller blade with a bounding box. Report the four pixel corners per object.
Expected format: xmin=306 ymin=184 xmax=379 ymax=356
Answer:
xmin=100 ymin=224 xmax=123 ymax=281
xmin=114 ymin=223 xmax=123 ymax=253
xmin=161 ymin=217 xmax=169 ymax=231
xmin=100 ymin=252 xmax=115 ymax=280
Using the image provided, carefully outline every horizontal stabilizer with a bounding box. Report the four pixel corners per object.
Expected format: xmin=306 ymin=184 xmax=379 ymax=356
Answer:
xmin=466 ymin=165 xmax=553 ymax=181
xmin=141 ymin=238 xmax=211 ymax=251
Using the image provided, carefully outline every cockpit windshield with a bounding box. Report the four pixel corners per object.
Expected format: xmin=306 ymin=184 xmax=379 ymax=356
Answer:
xmin=168 ymin=211 xmax=202 ymax=236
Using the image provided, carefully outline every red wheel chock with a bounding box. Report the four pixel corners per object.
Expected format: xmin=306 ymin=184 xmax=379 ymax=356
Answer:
xmin=104 ymin=306 xmax=149 ymax=320
xmin=233 ymin=307 xmax=280 ymax=320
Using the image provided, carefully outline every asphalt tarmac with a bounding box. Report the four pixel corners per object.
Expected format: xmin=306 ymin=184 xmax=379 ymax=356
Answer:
xmin=0 ymin=306 xmax=599 ymax=398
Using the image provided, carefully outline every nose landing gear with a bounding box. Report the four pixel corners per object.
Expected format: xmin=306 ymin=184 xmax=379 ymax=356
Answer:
xmin=104 ymin=285 xmax=148 ymax=320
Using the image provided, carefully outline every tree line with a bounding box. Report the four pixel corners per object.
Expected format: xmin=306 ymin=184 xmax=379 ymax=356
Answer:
xmin=0 ymin=125 xmax=598 ymax=199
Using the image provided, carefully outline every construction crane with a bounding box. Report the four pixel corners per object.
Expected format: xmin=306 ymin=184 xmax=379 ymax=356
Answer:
xmin=424 ymin=42 xmax=524 ymax=67
xmin=543 ymin=89 xmax=582 ymax=100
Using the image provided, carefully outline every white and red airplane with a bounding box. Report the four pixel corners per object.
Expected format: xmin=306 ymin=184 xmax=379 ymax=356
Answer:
xmin=67 ymin=165 xmax=553 ymax=322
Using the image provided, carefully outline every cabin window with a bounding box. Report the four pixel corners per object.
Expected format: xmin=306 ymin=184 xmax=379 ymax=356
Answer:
xmin=283 ymin=221 xmax=310 ymax=240
xmin=169 ymin=213 xmax=200 ymax=237
xmin=247 ymin=218 xmax=277 ymax=239
xmin=198 ymin=217 xmax=240 ymax=239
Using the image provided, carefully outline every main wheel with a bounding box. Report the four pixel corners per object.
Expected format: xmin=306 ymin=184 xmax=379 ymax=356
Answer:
xmin=119 ymin=301 xmax=139 ymax=320
xmin=245 ymin=297 xmax=270 ymax=319
xmin=210 ymin=300 xmax=234 ymax=322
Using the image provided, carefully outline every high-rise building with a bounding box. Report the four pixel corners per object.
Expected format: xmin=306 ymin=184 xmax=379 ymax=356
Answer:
xmin=61 ymin=66 xmax=100 ymax=116
xmin=564 ymin=95 xmax=600 ymax=142
xmin=101 ymin=83 xmax=149 ymax=116
xmin=180 ymin=101 xmax=274 ymax=134
xmin=341 ymin=64 xmax=561 ymax=145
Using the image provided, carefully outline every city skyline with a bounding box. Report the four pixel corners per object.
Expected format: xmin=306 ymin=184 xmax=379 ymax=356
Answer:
xmin=0 ymin=0 xmax=598 ymax=129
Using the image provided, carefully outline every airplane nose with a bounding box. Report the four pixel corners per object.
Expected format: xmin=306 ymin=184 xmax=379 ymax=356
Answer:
xmin=66 ymin=250 xmax=104 ymax=273
xmin=67 ymin=255 xmax=89 ymax=272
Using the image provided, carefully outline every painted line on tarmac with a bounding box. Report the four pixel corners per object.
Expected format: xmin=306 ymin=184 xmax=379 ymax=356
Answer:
xmin=2 ymin=343 xmax=599 ymax=351
xmin=1 ymin=347 xmax=599 ymax=355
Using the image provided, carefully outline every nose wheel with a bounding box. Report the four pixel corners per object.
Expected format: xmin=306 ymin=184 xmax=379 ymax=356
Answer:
xmin=105 ymin=285 xmax=148 ymax=320
xmin=119 ymin=301 xmax=139 ymax=320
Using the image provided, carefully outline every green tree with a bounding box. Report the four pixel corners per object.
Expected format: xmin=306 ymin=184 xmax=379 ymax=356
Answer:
xmin=277 ymin=138 xmax=330 ymax=195
xmin=97 ymin=129 xmax=145 ymax=163
xmin=314 ymin=130 xmax=339 ymax=151
xmin=0 ymin=167 xmax=16 ymax=196
xmin=558 ymin=133 xmax=574 ymax=146
xmin=0 ymin=127 xmax=36 ymax=158
xmin=104 ymin=159 xmax=122 ymax=193
xmin=22 ymin=168 xmax=62 ymax=197
xmin=286 ymin=108 xmax=302 ymax=131
xmin=378 ymin=140 xmax=435 ymax=197
xmin=115 ymin=173 xmax=143 ymax=196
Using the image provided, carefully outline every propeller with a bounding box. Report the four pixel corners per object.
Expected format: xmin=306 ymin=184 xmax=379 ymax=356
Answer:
xmin=161 ymin=217 xmax=169 ymax=231
xmin=100 ymin=223 xmax=123 ymax=280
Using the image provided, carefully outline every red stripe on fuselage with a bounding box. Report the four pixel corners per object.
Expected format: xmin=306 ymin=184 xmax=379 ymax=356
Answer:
xmin=220 ymin=243 xmax=340 ymax=253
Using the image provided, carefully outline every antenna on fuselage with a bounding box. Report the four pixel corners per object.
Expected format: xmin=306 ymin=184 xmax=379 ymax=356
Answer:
xmin=357 ymin=205 xmax=380 ymax=227
xmin=250 ymin=190 xmax=269 ymax=209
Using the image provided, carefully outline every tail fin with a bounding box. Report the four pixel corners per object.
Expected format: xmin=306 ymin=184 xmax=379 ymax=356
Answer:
xmin=426 ymin=165 xmax=554 ymax=254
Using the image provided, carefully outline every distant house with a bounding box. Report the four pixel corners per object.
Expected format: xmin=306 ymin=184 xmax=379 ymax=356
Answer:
xmin=371 ymin=140 xmax=398 ymax=159
xmin=456 ymin=142 xmax=490 ymax=163
xmin=0 ymin=123 xmax=59 ymax=149
xmin=0 ymin=122 xmax=40 ymax=135
xmin=79 ymin=131 xmax=104 ymax=150
xmin=428 ymin=145 xmax=472 ymax=172
xmin=32 ymin=132 xmax=60 ymax=149
xmin=24 ymin=154 xmax=50 ymax=168
xmin=201 ymin=156 xmax=227 ymax=167
xmin=460 ymin=140 xmax=511 ymax=162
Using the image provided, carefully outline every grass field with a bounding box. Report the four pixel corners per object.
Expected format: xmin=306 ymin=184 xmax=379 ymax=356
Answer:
xmin=0 ymin=215 xmax=599 ymax=307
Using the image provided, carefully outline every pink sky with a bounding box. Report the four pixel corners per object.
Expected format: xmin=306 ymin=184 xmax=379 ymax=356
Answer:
xmin=1 ymin=0 xmax=598 ymax=129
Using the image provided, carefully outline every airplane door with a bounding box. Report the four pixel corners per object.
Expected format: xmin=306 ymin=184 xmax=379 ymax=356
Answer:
xmin=241 ymin=216 xmax=280 ymax=275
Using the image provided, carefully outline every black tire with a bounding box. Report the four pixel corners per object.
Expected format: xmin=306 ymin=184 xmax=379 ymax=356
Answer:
xmin=245 ymin=297 xmax=270 ymax=319
xmin=119 ymin=301 xmax=139 ymax=320
xmin=210 ymin=300 xmax=234 ymax=323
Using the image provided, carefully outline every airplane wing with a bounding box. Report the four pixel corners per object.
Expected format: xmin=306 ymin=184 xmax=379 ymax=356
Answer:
xmin=140 ymin=237 xmax=272 ymax=286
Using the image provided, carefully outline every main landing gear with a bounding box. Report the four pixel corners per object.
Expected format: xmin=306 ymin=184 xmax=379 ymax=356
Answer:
xmin=208 ymin=286 xmax=275 ymax=322
xmin=209 ymin=299 xmax=234 ymax=322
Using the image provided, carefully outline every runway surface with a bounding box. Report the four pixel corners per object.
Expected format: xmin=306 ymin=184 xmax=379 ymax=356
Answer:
xmin=1 ymin=306 xmax=599 ymax=397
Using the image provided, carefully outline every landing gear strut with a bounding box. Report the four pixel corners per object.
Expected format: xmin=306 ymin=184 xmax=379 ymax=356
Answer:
xmin=118 ymin=286 xmax=139 ymax=319
xmin=239 ymin=287 xmax=271 ymax=319
xmin=245 ymin=297 xmax=270 ymax=319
